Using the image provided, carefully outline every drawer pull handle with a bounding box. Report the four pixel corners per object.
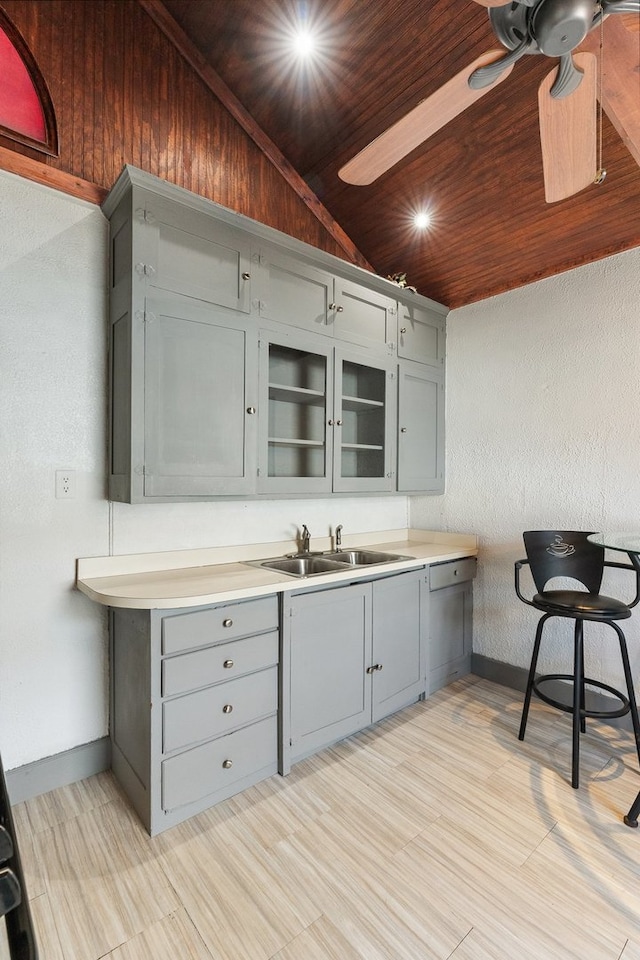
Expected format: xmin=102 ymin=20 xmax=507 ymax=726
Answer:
xmin=223 ymin=618 xmax=233 ymax=628
xmin=222 ymin=704 xmax=233 ymax=714
xmin=222 ymin=759 xmax=233 ymax=769
xmin=366 ymin=663 xmax=383 ymax=674
xmin=223 ymin=659 xmax=234 ymax=669
xmin=242 ymin=272 xmax=251 ymax=280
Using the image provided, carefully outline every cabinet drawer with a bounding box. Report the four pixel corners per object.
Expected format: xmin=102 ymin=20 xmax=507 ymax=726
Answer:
xmin=161 ymin=714 xmax=277 ymax=811
xmin=162 ymin=596 xmax=278 ymax=654
xmin=429 ymin=557 xmax=477 ymax=590
xmin=162 ymin=630 xmax=278 ymax=696
xmin=163 ymin=666 xmax=277 ymax=753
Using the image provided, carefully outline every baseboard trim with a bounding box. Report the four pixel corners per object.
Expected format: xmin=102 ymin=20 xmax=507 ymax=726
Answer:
xmin=471 ymin=654 xmax=633 ymax=731
xmin=5 ymin=737 xmax=111 ymax=805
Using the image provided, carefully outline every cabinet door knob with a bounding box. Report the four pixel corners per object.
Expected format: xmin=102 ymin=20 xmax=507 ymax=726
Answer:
xmin=328 ymin=419 xmax=335 ymax=426
xmin=223 ymin=618 xmax=233 ymax=628
xmin=336 ymin=419 xmax=343 ymax=426
xmin=242 ymin=272 xmax=251 ymax=280
xmin=223 ymin=659 xmax=234 ymax=668
xmin=329 ymin=303 xmax=344 ymax=313
xmin=400 ymin=327 xmax=407 ymax=334
xmin=400 ymin=427 xmax=407 ymax=433
xmin=222 ymin=704 xmax=233 ymax=714
xmin=246 ymin=406 xmax=256 ymax=414
xmin=222 ymin=759 xmax=233 ymax=769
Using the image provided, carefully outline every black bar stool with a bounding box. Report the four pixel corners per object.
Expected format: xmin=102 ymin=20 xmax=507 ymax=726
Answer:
xmin=515 ymin=530 xmax=640 ymax=789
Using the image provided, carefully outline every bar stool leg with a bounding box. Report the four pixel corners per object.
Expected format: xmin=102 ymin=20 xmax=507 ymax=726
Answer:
xmin=624 ymin=790 xmax=640 ymax=827
xmin=572 ymin=619 xmax=584 ymax=789
xmin=579 ymin=626 xmax=586 ymax=734
xmin=612 ymin=622 xmax=640 ymax=770
xmin=519 ymin=613 xmax=550 ymax=742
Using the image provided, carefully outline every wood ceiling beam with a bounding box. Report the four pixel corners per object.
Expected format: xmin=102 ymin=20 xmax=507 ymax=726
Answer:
xmin=137 ymin=0 xmax=373 ymax=272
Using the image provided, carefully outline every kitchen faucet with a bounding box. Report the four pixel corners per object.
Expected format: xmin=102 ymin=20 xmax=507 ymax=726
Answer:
xmin=301 ymin=524 xmax=311 ymax=554
xmin=335 ymin=524 xmax=343 ymax=551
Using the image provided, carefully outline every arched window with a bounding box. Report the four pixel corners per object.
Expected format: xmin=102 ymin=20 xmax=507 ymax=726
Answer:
xmin=0 ymin=10 xmax=58 ymax=156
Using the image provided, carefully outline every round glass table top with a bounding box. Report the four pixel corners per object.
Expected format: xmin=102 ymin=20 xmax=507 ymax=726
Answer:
xmin=587 ymin=532 xmax=640 ymax=554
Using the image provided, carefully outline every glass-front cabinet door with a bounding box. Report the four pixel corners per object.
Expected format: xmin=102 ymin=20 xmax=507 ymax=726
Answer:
xmin=258 ymin=332 xmax=334 ymax=494
xmin=333 ymin=351 xmax=396 ymax=493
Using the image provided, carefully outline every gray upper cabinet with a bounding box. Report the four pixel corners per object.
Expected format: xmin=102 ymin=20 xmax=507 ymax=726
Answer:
xmin=143 ymin=295 xmax=258 ymax=498
xmin=257 ymin=329 xmax=396 ymax=494
xmin=258 ymin=329 xmax=333 ymax=495
xmin=397 ymin=299 xmax=446 ymax=368
xmin=256 ymin=249 xmax=333 ymax=336
xmin=333 ymin=349 xmax=396 ymax=493
xmin=258 ymin=248 xmax=396 ymax=355
xmin=103 ymin=166 xmax=448 ymax=501
xmin=111 ymin=292 xmax=257 ymax=501
xmin=397 ymin=360 xmax=444 ymax=493
xmin=132 ymin=191 xmax=252 ymax=313
xmin=331 ymin=277 xmax=396 ymax=353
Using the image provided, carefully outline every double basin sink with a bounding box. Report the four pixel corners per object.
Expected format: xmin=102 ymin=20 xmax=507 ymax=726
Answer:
xmin=248 ymin=549 xmax=412 ymax=579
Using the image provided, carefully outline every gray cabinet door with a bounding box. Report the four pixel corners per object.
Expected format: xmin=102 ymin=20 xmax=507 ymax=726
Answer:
xmin=372 ymin=571 xmax=426 ymax=722
xmin=333 ymin=350 xmax=396 ymax=493
xmin=397 ymin=300 xmax=445 ymax=367
xmin=288 ymin=583 xmax=372 ymax=762
xmin=397 ymin=360 xmax=444 ymax=493
xmin=134 ymin=191 xmax=252 ymax=313
xmin=331 ymin=276 xmax=396 ymax=352
xmin=144 ymin=294 xmax=257 ymax=497
xmin=429 ymin=579 xmax=473 ymax=694
xmin=258 ymin=249 xmax=333 ymax=335
xmin=257 ymin=329 xmax=334 ymax=495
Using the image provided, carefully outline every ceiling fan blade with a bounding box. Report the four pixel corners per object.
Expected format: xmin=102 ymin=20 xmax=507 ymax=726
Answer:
xmin=581 ymin=18 xmax=640 ymax=166
xmin=338 ymin=51 xmax=515 ymax=186
xmin=620 ymin=13 xmax=640 ymax=28
xmin=538 ymin=52 xmax=597 ymax=203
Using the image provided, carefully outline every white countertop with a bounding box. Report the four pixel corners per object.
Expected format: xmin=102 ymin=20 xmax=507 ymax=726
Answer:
xmin=76 ymin=528 xmax=477 ymax=610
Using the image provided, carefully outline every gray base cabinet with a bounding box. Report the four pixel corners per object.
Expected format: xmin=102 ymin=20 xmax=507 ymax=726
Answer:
xmin=110 ymin=595 xmax=279 ymax=836
xmin=428 ymin=557 xmax=477 ymax=693
xmin=282 ymin=569 xmax=427 ymax=769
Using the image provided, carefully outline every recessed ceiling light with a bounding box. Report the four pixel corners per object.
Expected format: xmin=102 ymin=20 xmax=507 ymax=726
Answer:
xmin=413 ymin=212 xmax=431 ymax=230
xmin=292 ymin=27 xmax=316 ymax=57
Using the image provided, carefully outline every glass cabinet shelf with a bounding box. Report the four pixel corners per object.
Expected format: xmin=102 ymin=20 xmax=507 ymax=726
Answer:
xmin=268 ymin=437 xmax=324 ymax=447
xmin=268 ymin=383 xmax=325 ymax=405
xmin=341 ymin=442 xmax=384 ymax=451
xmin=341 ymin=394 xmax=384 ymax=411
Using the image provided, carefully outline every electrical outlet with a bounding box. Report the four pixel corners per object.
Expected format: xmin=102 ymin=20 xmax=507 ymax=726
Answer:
xmin=55 ymin=470 xmax=76 ymax=499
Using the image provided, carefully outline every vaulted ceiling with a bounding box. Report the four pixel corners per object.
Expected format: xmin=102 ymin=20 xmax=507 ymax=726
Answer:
xmin=158 ymin=0 xmax=640 ymax=308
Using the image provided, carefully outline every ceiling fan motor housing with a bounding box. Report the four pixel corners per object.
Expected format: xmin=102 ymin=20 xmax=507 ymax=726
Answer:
xmin=531 ymin=0 xmax=599 ymax=55
xmin=490 ymin=0 xmax=598 ymax=56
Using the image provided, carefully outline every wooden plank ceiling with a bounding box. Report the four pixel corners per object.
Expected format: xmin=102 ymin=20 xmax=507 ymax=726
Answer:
xmin=160 ymin=0 xmax=640 ymax=308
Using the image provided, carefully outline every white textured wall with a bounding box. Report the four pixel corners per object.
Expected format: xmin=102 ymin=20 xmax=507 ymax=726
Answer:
xmin=0 ymin=171 xmax=408 ymax=770
xmin=411 ymin=247 xmax=640 ymax=692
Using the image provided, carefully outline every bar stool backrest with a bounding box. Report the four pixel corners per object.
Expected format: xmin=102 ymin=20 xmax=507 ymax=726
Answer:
xmin=523 ymin=530 xmax=604 ymax=595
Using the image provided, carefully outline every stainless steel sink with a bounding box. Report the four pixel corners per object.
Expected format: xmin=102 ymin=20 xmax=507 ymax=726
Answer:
xmin=246 ymin=549 xmax=412 ymax=578
xmin=255 ymin=556 xmax=347 ymax=577
xmin=323 ymin=549 xmax=411 ymax=565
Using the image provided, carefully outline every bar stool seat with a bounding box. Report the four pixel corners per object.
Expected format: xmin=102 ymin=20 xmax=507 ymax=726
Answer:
xmin=515 ymin=530 xmax=640 ymax=789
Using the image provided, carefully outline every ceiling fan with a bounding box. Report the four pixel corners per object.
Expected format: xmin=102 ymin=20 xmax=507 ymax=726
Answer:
xmin=339 ymin=0 xmax=640 ymax=203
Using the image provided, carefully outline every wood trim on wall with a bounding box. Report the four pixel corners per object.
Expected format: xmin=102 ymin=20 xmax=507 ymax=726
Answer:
xmin=137 ymin=0 xmax=372 ymax=272
xmin=0 ymin=144 xmax=107 ymax=203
